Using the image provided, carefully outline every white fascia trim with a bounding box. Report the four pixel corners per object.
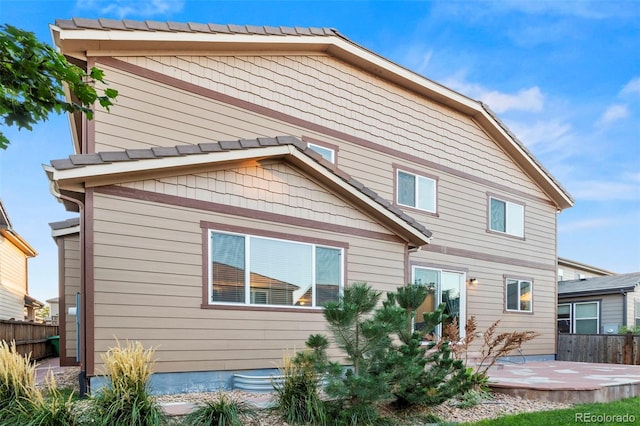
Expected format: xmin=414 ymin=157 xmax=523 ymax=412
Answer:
xmin=288 ymin=150 xmax=431 ymax=246
xmin=48 ymin=145 xmax=294 ymax=183
xmin=51 ymin=226 xmax=81 ymax=238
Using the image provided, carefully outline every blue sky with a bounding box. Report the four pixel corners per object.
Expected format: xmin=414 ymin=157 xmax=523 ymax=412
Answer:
xmin=1 ymin=0 xmax=639 ymax=302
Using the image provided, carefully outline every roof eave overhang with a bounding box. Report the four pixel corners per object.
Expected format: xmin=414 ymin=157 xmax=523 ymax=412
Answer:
xmin=46 ymin=146 xmax=431 ymax=248
xmin=51 ymin=25 xmax=573 ymax=210
xmin=0 ymin=229 xmax=37 ymax=257
xmin=558 ymin=286 xmax=637 ymax=298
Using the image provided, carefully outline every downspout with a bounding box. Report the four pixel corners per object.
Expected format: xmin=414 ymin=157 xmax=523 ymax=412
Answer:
xmin=48 ymin=179 xmax=87 ymax=397
xmin=622 ymin=290 xmax=628 ymax=328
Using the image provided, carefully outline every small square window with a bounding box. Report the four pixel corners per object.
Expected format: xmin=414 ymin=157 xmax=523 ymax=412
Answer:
xmin=506 ymin=278 xmax=532 ymax=312
xmin=490 ymin=197 xmax=524 ymax=237
xmin=397 ymin=170 xmax=436 ymax=213
xmin=308 ymin=143 xmax=335 ymax=163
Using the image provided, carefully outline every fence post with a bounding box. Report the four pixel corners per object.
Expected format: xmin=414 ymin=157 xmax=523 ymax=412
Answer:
xmin=623 ymin=332 xmax=633 ymax=365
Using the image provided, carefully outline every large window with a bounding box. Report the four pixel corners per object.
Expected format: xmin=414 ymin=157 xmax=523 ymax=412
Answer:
xmin=489 ymin=196 xmax=524 ymax=237
xmin=557 ymin=302 xmax=600 ymax=333
xmin=412 ymin=266 xmax=465 ymax=337
xmin=505 ymin=278 xmax=532 ymax=312
xmin=209 ymin=231 xmax=342 ymax=308
xmin=397 ymin=170 xmax=436 ymax=213
xmin=636 ymin=302 xmax=640 ymax=327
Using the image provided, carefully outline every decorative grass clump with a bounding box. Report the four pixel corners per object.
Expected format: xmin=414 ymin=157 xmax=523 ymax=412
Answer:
xmin=184 ymin=393 xmax=257 ymax=426
xmin=0 ymin=340 xmax=36 ymax=410
xmin=273 ymin=351 xmax=327 ymax=425
xmin=90 ymin=339 xmax=166 ymax=426
xmin=20 ymin=371 xmax=78 ymax=426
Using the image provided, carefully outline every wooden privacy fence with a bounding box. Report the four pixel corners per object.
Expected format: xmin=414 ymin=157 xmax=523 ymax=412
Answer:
xmin=557 ymin=332 xmax=640 ymax=365
xmin=0 ymin=320 xmax=59 ymax=360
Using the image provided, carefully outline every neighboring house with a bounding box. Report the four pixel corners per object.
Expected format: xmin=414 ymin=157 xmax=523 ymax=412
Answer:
xmin=558 ymin=257 xmax=615 ymax=282
xmin=558 ymin=273 xmax=640 ymax=334
xmin=46 ymin=297 xmax=60 ymax=325
xmin=0 ymin=199 xmax=41 ymax=321
xmin=45 ymin=18 xmax=574 ymax=392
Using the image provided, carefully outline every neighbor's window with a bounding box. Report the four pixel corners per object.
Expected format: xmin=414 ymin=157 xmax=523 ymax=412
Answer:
xmin=574 ymin=302 xmax=599 ymax=334
xmin=489 ymin=196 xmax=524 ymax=237
xmin=635 ymin=302 xmax=640 ymax=327
xmin=557 ymin=304 xmax=571 ymax=333
xmin=397 ymin=170 xmax=436 ymax=213
xmin=308 ymin=143 xmax=335 ymax=163
xmin=209 ymin=231 xmax=342 ymax=308
xmin=506 ymin=278 xmax=532 ymax=312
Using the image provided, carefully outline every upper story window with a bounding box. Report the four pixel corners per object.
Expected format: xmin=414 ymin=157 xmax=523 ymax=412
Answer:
xmin=489 ymin=196 xmax=524 ymax=238
xmin=209 ymin=230 xmax=343 ymax=308
xmin=558 ymin=268 xmax=564 ymax=281
xmin=397 ymin=169 xmax=436 ymax=213
xmin=308 ymin=143 xmax=335 ymax=163
xmin=505 ymin=278 xmax=532 ymax=313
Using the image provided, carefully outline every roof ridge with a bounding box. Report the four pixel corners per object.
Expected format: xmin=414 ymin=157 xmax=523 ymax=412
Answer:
xmin=54 ymin=18 xmax=340 ymax=37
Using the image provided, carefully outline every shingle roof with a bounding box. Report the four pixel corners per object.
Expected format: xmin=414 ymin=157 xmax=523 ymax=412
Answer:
xmin=49 ymin=217 xmax=80 ymax=231
xmin=54 ymin=18 xmax=339 ymax=37
xmin=0 ymin=199 xmax=11 ymax=230
xmin=558 ymin=272 xmax=640 ymax=295
xmin=49 ymin=136 xmax=432 ymax=240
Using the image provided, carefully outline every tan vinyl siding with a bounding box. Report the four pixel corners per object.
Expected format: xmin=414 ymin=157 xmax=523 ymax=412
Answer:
xmin=102 ymin=56 xmax=545 ymax=196
xmin=0 ymin=236 xmax=27 ymax=320
xmin=411 ymin=249 xmax=557 ymax=355
xmin=91 ymin=177 xmax=405 ymax=373
xmin=61 ymin=234 xmax=80 ymax=360
xmin=93 ymin=59 xmax=557 ymax=266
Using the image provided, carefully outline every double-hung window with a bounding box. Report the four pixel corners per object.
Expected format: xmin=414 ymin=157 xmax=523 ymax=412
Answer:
xmin=397 ymin=169 xmax=436 ymax=213
xmin=557 ymin=304 xmax=571 ymax=333
xmin=505 ymin=278 xmax=532 ymax=312
xmin=636 ymin=302 xmax=640 ymax=327
xmin=209 ymin=230 xmax=343 ymax=308
xmin=489 ymin=196 xmax=524 ymax=237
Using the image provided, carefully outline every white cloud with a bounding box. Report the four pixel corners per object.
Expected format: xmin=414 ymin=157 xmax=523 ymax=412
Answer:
xmin=77 ymin=0 xmax=184 ymax=19
xmin=596 ymin=104 xmax=629 ymax=127
xmin=569 ymin=179 xmax=640 ymax=201
xmin=507 ymin=119 xmax=572 ymax=151
xmin=621 ymin=77 xmax=640 ymax=97
xmin=442 ymin=74 xmax=544 ymax=113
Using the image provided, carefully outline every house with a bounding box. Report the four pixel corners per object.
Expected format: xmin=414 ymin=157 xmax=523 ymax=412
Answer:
xmin=558 ymin=257 xmax=614 ymax=282
xmin=45 ymin=18 xmax=574 ymax=393
xmin=46 ymin=297 xmax=60 ymax=325
xmin=0 ymin=199 xmax=41 ymax=321
xmin=558 ymin=272 xmax=640 ymax=334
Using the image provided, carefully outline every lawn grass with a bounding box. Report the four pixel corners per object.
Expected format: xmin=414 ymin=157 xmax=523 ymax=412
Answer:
xmin=465 ymin=397 xmax=640 ymax=425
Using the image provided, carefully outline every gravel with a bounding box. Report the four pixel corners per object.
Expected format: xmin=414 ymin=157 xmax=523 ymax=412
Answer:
xmin=41 ymin=367 xmax=573 ymax=424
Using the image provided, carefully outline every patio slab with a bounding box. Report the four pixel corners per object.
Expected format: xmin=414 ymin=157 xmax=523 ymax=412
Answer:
xmin=487 ymin=361 xmax=640 ymax=403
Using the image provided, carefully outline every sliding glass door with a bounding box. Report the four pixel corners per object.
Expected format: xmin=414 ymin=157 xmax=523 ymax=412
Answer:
xmin=412 ymin=266 xmax=466 ymax=338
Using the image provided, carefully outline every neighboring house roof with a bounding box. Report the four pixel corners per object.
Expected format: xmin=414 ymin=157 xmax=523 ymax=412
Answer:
xmin=558 ymin=272 xmax=640 ymax=297
xmin=45 ymin=136 xmax=432 ymax=248
xmin=24 ymin=294 xmax=45 ymax=309
xmin=0 ymin=199 xmax=37 ymax=257
xmin=49 ymin=217 xmax=81 ymax=237
xmin=50 ymin=18 xmax=574 ymax=210
xmin=558 ymin=257 xmax=616 ymax=276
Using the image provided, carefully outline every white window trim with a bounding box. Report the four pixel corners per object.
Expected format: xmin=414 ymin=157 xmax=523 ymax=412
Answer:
xmin=396 ymin=169 xmax=437 ymax=213
xmin=411 ymin=265 xmax=466 ymax=338
xmin=308 ymin=143 xmax=335 ymax=163
xmin=573 ymin=301 xmax=600 ymax=334
xmin=505 ymin=278 xmax=533 ymax=313
xmin=208 ymin=229 xmax=344 ymax=309
xmin=489 ymin=196 xmax=525 ymax=238
xmin=557 ymin=303 xmax=572 ymax=332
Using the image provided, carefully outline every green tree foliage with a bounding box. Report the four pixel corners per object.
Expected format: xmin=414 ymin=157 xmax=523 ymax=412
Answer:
xmin=292 ymin=283 xmax=473 ymax=424
xmin=0 ymin=24 xmax=118 ymax=149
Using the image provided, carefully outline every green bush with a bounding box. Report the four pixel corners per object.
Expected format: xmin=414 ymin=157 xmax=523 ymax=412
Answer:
xmin=184 ymin=393 xmax=256 ymax=426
